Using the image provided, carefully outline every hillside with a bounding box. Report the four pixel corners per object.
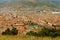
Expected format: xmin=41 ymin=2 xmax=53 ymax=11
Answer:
xmin=0 ymin=0 xmax=60 ymax=8
xmin=0 ymin=0 xmax=60 ymax=14
xmin=0 ymin=0 xmax=60 ymax=35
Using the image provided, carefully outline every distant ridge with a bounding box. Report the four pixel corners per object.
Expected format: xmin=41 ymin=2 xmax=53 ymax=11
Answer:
xmin=0 ymin=0 xmax=60 ymax=12
xmin=0 ymin=0 xmax=60 ymax=8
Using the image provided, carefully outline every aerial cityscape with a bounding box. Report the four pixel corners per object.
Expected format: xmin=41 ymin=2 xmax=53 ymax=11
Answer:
xmin=0 ymin=0 xmax=60 ymax=40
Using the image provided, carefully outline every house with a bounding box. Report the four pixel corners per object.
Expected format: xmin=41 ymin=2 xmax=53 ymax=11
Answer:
xmin=52 ymin=12 xmax=60 ymax=14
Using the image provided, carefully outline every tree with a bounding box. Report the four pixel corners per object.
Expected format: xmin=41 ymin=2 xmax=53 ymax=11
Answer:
xmin=11 ymin=27 xmax=18 ymax=35
xmin=2 ymin=27 xmax=18 ymax=35
xmin=2 ymin=28 xmax=11 ymax=35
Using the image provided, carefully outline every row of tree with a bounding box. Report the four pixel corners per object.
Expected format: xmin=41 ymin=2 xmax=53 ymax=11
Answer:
xmin=26 ymin=28 xmax=60 ymax=37
xmin=2 ymin=27 xmax=18 ymax=35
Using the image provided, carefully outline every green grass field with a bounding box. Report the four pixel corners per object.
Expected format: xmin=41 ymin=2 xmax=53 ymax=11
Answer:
xmin=0 ymin=35 xmax=60 ymax=40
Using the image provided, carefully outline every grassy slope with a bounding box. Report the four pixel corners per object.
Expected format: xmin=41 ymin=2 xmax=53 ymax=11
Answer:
xmin=0 ymin=35 xmax=60 ymax=40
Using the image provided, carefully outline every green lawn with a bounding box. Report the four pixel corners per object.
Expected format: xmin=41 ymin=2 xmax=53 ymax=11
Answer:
xmin=0 ymin=35 xmax=60 ymax=40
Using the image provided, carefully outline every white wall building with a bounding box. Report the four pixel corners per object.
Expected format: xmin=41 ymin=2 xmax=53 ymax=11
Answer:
xmin=52 ymin=12 xmax=60 ymax=14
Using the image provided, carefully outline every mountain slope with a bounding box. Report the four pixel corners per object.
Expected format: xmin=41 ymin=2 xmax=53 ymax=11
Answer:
xmin=0 ymin=0 xmax=60 ymax=8
xmin=0 ymin=0 xmax=60 ymax=14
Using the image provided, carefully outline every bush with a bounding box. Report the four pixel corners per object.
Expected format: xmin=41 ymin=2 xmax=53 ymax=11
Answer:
xmin=38 ymin=28 xmax=57 ymax=37
xmin=2 ymin=27 xmax=18 ymax=35
xmin=2 ymin=28 xmax=11 ymax=35
xmin=11 ymin=27 xmax=18 ymax=35
xmin=26 ymin=31 xmax=38 ymax=36
xmin=55 ymin=30 xmax=60 ymax=36
xmin=26 ymin=28 xmax=60 ymax=37
xmin=2 ymin=32 xmax=6 ymax=35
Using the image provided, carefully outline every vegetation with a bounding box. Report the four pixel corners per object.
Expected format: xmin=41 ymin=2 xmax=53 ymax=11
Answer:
xmin=2 ymin=23 xmax=60 ymax=38
xmin=1 ymin=22 xmax=60 ymax=40
xmin=2 ymin=27 xmax=18 ymax=35
xmin=0 ymin=35 xmax=60 ymax=40
xmin=26 ymin=27 xmax=60 ymax=37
